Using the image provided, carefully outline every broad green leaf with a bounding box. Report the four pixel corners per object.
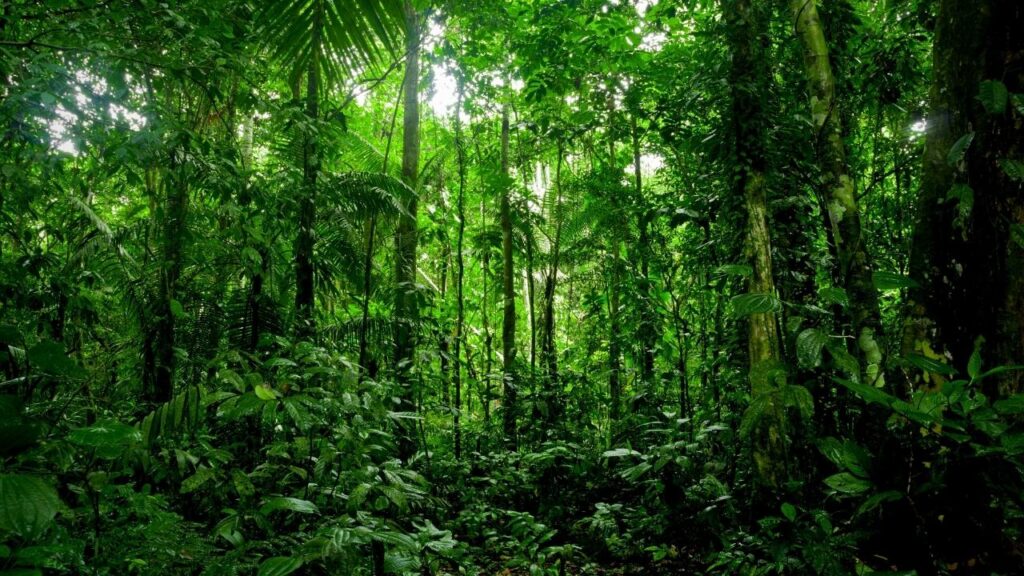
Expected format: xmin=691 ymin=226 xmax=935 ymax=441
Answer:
xmin=601 ymin=448 xmax=640 ymax=458
xmin=715 ymin=264 xmax=752 ymax=277
xmin=967 ymin=337 xmax=984 ymax=380
xmin=730 ymin=293 xmax=781 ymax=317
xmin=946 ymin=132 xmax=974 ymax=166
xmin=857 ymin=490 xmax=901 ymax=515
xmin=818 ymin=286 xmax=849 ymax=307
xmin=27 ymin=341 xmax=84 ymax=378
xmin=824 ymin=472 xmax=871 ymax=494
xmin=834 ymin=377 xmax=897 ymax=407
xmin=780 ymin=502 xmax=796 ymax=521
xmin=68 ymin=420 xmax=141 ymax=458
xmin=232 ymin=469 xmax=256 ymax=498
xmin=818 ymin=437 xmax=871 ymax=477
xmin=978 ymin=80 xmax=1009 ymax=114
xmin=871 ymin=271 xmax=918 ymax=291
xmin=181 ymin=468 xmax=216 ymax=494
xmin=999 ymin=159 xmax=1024 ymax=182
xmin=254 ymin=384 xmax=277 ymax=401
xmin=994 ymin=394 xmax=1024 ymax=415
xmin=258 ymin=557 xmax=303 ymax=576
xmin=259 ymin=497 xmax=318 ymax=516
xmin=169 ymin=299 xmax=187 ymax=318
xmin=0 ymin=475 xmax=60 ymax=539
xmin=903 ymin=354 xmax=956 ymax=377
xmin=796 ymin=328 xmax=829 ymax=368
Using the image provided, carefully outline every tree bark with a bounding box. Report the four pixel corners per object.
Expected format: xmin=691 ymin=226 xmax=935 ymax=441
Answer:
xmin=394 ymin=0 xmax=420 ymax=462
xmin=453 ymin=83 xmax=466 ymax=460
xmin=904 ymin=0 xmax=1024 ymax=394
xmin=500 ymin=106 xmax=518 ymax=449
xmin=724 ymin=0 xmax=787 ymax=486
xmin=791 ymin=0 xmax=886 ymax=389
xmin=294 ymin=16 xmax=320 ymax=338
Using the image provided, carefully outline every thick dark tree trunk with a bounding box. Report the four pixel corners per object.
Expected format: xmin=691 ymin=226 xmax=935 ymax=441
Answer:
xmin=903 ymin=0 xmax=1024 ymax=395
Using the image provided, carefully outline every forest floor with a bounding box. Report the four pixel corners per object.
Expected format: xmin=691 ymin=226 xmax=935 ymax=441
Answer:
xmin=482 ymin=556 xmax=702 ymax=575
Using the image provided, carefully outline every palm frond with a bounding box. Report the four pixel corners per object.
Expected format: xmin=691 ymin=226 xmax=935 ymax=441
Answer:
xmin=259 ymin=0 xmax=405 ymax=90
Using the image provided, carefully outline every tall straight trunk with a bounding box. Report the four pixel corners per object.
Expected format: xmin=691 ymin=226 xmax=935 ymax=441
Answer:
xmin=438 ymin=168 xmax=451 ymax=406
xmin=360 ymin=76 xmax=404 ymax=378
xmin=153 ymin=163 xmax=186 ymax=403
xmin=608 ymin=255 xmax=622 ymax=422
xmin=724 ymin=0 xmax=787 ymax=486
xmin=903 ymin=0 xmax=1024 ymax=394
xmin=482 ymin=203 xmax=492 ymax=426
xmin=294 ymin=20 xmax=320 ymax=337
xmin=632 ymin=113 xmax=656 ymax=390
xmin=500 ymin=106 xmax=518 ymax=449
xmin=791 ymin=0 xmax=885 ymax=389
xmin=606 ymin=103 xmax=624 ymax=423
xmin=541 ymin=146 xmax=564 ymax=425
xmin=394 ymin=0 xmax=420 ymax=462
xmin=453 ymin=84 xmax=466 ymax=460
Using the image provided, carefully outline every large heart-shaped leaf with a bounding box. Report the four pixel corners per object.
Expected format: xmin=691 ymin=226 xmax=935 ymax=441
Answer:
xmin=0 ymin=474 xmax=60 ymax=539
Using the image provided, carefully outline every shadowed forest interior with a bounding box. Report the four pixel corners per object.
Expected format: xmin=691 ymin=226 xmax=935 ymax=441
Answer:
xmin=2 ymin=0 xmax=1024 ymax=574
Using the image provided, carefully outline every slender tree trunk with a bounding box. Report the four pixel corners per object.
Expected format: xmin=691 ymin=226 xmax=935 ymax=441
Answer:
xmin=541 ymin=146 xmax=565 ymax=426
xmin=360 ymin=75 xmax=404 ymax=378
xmin=439 ymin=168 xmax=451 ymax=406
xmin=606 ymin=103 xmax=624 ymax=423
xmin=294 ymin=19 xmax=320 ymax=338
xmin=394 ymin=0 xmax=420 ymax=462
xmin=791 ymin=0 xmax=885 ymax=389
xmin=500 ymin=106 xmax=518 ymax=449
xmin=632 ymin=114 xmax=656 ymax=390
xmin=154 ymin=162 xmax=186 ymax=403
xmin=453 ymin=83 xmax=466 ymax=460
xmin=724 ymin=0 xmax=787 ymax=486
xmin=608 ymin=255 xmax=622 ymax=422
xmin=482 ymin=208 xmax=492 ymax=427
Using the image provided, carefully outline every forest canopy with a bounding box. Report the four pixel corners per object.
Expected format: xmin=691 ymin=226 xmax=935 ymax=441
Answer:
xmin=1 ymin=0 xmax=1023 ymax=574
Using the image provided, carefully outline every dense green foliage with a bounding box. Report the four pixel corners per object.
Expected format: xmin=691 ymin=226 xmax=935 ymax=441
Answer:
xmin=2 ymin=0 xmax=1024 ymax=574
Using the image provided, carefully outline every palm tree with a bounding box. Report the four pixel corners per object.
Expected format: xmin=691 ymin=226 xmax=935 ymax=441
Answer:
xmin=259 ymin=0 xmax=405 ymax=336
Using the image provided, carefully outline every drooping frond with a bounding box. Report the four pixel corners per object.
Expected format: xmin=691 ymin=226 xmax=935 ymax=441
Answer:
xmin=259 ymin=0 xmax=405 ymax=89
xmin=321 ymin=171 xmax=414 ymax=220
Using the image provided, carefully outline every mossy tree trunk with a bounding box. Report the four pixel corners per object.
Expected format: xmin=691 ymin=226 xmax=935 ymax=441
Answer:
xmin=723 ymin=0 xmax=787 ymax=486
xmin=791 ymin=0 xmax=886 ymax=390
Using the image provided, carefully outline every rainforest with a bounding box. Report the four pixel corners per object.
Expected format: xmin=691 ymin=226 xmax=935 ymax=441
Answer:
xmin=1 ymin=0 xmax=1023 ymax=574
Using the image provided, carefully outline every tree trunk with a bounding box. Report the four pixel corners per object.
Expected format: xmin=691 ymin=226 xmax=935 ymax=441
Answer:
xmin=791 ymin=0 xmax=886 ymax=389
xmin=500 ymin=106 xmax=518 ymax=449
xmin=608 ymin=255 xmax=622 ymax=422
xmin=153 ymin=162 xmax=186 ymax=403
xmin=632 ymin=114 xmax=656 ymax=391
xmin=724 ymin=0 xmax=787 ymax=486
xmin=394 ymin=0 xmax=420 ymax=462
xmin=904 ymin=0 xmax=1024 ymax=396
xmin=453 ymin=83 xmax=466 ymax=460
xmin=541 ymin=146 xmax=564 ymax=426
xmin=294 ymin=19 xmax=319 ymax=338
